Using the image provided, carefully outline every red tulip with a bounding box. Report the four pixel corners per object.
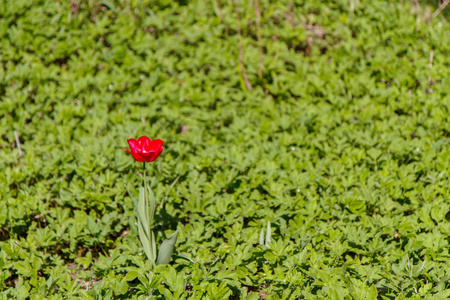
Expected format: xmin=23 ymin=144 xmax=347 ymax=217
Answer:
xmin=125 ymin=136 xmax=164 ymax=162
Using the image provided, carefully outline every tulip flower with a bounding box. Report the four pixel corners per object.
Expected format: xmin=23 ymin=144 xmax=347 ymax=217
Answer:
xmin=124 ymin=136 xmax=178 ymax=267
xmin=124 ymin=136 xmax=164 ymax=163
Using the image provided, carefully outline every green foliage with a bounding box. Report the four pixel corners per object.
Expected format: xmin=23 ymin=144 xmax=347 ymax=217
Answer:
xmin=1 ymin=0 xmax=450 ymax=298
xmin=127 ymin=168 xmax=178 ymax=266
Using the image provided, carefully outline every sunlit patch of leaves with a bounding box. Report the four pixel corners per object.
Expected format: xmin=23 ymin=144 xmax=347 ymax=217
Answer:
xmin=0 ymin=0 xmax=449 ymax=298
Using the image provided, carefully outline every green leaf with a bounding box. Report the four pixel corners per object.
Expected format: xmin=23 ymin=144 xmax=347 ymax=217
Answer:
xmin=124 ymin=184 xmax=136 ymax=208
xmin=138 ymin=220 xmax=152 ymax=261
xmin=156 ymin=230 xmax=179 ymax=265
xmin=114 ymin=281 xmax=128 ymax=295
xmin=176 ymin=254 xmax=195 ymax=264
xmin=100 ymin=0 xmax=116 ymax=11
xmin=265 ymin=221 xmax=271 ymax=247
xmin=147 ymin=185 xmax=156 ymax=227
xmin=14 ymin=261 xmax=32 ymax=277
xmin=367 ymin=148 xmax=382 ymax=161
xmin=124 ymin=271 xmax=139 ymax=282
xmin=137 ymin=186 xmax=150 ymax=239
xmin=151 ymin=230 xmax=157 ymax=262
xmin=259 ymin=228 xmax=264 ymax=246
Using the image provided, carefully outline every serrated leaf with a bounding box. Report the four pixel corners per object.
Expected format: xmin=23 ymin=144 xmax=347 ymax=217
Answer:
xmin=367 ymin=148 xmax=382 ymax=161
xmin=14 ymin=261 xmax=32 ymax=277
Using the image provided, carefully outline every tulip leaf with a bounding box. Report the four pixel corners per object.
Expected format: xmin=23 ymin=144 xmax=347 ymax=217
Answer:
xmin=156 ymin=230 xmax=178 ymax=265
xmin=138 ymin=220 xmax=152 ymax=261
xmin=137 ymin=187 xmax=150 ymax=240
xmin=124 ymin=184 xmax=136 ymax=208
xmin=151 ymin=230 xmax=157 ymax=263
xmin=147 ymin=186 xmax=156 ymax=227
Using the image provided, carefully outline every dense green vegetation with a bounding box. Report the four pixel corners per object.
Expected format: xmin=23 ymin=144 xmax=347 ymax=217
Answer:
xmin=1 ymin=0 xmax=450 ymax=298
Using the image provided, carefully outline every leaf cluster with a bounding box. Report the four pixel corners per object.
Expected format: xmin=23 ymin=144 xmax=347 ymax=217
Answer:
xmin=0 ymin=0 xmax=449 ymax=299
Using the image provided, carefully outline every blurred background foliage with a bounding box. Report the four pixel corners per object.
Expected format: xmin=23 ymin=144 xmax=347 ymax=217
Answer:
xmin=0 ymin=0 xmax=449 ymax=298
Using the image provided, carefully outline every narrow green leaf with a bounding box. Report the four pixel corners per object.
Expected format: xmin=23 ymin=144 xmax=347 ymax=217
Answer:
xmin=417 ymin=259 xmax=427 ymax=275
xmin=138 ymin=220 xmax=152 ymax=261
xmin=265 ymin=221 xmax=271 ymax=247
xmin=156 ymin=230 xmax=178 ymax=265
xmin=137 ymin=186 xmax=153 ymax=261
xmin=151 ymin=230 xmax=157 ymax=263
xmin=124 ymin=184 xmax=136 ymax=208
xmin=147 ymin=186 xmax=156 ymax=226
xmin=137 ymin=187 xmax=150 ymax=239
xmin=176 ymin=254 xmax=195 ymax=264
xmin=259 ymin=228 xmax=264 ymax=246
xmin=100 ymin=0 xmax=116 ymax=11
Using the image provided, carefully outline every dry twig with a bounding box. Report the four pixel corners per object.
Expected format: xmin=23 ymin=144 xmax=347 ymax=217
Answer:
xmin=432 ymin=0 xmax=450 ymax=18
xmin=71 ymin=0 xmax=78 ymax=15
xmin=14 ymin=130 xmax=22 ymax=157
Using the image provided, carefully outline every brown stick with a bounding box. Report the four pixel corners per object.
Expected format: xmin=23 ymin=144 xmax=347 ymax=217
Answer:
xmin=71 ymin=0 xmax=78 ymax=16
xmin=14 ymin=130 xmax=22 ymax=157
xmin=432 ymin=0 xmax=450 ymax=17
xmin=255 ymin=0 xmax=263 ymax=79
xmin=232 ymin=0 xmax=253 ymax=91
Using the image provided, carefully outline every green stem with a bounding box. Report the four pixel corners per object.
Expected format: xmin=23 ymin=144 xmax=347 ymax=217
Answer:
xmin=143 ymin=162 xmax=147 ymax=222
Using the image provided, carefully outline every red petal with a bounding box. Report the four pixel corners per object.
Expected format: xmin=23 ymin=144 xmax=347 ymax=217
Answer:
xmin=125 ymin=149 xmax=145 ymax=162
xmin=144 ymin=152 xmax=155 ymax=162
xmin=134 ymin=152 xmax=147 ymax=162
xmin=149 ymin=139 xmax=164 ymax=150
xmin=149 ymin=147 xmax=163 ymax=162
xmin=137 ymin=136 xmax=151 ymax=148
xmin=127 ymin=139 xmax=140 ymax=154
xmin=140 ymin=138 xmax=164 ymax=153
xmin=127 ymin=137 xmax=164 ymax=162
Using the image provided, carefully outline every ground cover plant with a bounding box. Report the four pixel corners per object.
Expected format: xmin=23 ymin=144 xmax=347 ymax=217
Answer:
xmin=0 ymin=0 xmax=449 ymax=298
